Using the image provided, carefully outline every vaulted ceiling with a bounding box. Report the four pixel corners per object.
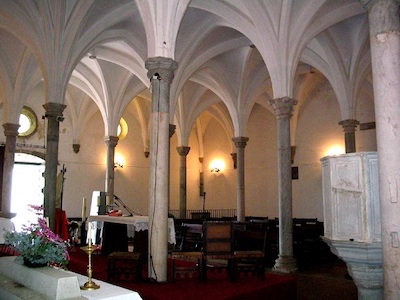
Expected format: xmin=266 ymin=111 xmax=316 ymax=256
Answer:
xmin=0 ymin=0 xmax=371 ymax=149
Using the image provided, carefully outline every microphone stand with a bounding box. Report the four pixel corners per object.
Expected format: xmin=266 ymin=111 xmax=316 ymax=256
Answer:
xmin=202 ymin=192 xmax=206 ymax=219
xmin=113 ymin=195 xmax=141 ymax=216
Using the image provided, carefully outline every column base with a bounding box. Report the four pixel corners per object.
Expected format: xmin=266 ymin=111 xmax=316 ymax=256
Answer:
xmin=273 ymin=255 xmax=297 ymax=274
xmin=0 ymin=211 xmax=16 ymax=219
xmin=322 ymin=237 xmax=383 ymax=300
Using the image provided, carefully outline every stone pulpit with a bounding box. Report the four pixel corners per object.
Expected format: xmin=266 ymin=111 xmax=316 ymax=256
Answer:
xmin=320 ymin=152 xmax=383 ymax=300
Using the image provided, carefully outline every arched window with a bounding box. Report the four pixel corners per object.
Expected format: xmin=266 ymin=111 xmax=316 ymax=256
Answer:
xmin=18 ymin=106 xmax=38 ymax=138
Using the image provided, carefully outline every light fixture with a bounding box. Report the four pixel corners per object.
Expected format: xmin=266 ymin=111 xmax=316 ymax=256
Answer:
xmin=88 ymin=50 xmax=96 ymax=59
xmin=114 ymin=153 xmax=125 ymax=169
xmin=325 ymin=145 xmax=345 ymax=157
xmin=114 ymin=161 xmax=124 ymax=169
xmin=211 ymin=167 xmax=220 ymax=173
xmin=210 ymin=159 xmax=225 ymax=173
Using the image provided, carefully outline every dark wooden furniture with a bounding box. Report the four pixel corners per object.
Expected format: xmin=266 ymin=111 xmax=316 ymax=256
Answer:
xmin=201 ymin=221 xmax=235 ymax=281
xmin=107 ymin=251 xmax=142 ymax=282
xmin=233 ymin=222 xmax=266 ymax=279
xmin=170 ymin=223 xmax=203 ymax=281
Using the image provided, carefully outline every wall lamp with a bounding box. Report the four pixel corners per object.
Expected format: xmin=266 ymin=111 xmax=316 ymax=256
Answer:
xmin=114 ymin=161 xmax=124 ymax=169
xmin=210 ymin=159 xmax=224 ymax=173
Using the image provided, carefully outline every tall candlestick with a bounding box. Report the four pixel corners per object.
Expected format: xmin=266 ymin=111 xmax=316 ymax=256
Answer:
xmin=82 ymin=197 xmax=87 ymax=221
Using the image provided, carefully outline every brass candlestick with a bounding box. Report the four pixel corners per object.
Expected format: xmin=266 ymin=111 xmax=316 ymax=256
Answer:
xmin=80 ymin=242 xmax=100 ymax=290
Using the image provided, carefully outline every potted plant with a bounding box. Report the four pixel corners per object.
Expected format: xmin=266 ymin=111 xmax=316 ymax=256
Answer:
xmin=4 ymin=205 xmax=70 ymax=268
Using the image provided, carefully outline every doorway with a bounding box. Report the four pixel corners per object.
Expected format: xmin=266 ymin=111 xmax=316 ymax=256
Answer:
xmin=11 ymin=153 xmax=45 ymax=231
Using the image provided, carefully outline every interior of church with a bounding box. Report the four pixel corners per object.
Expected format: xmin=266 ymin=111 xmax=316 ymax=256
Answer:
xmin=0 ymin=1 xmax=399 ymax=299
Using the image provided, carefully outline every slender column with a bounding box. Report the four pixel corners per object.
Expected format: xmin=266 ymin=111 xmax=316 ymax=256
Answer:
xmin=339 ymin=119 xmax=359 ymax=153
xmin=0 ymin=123 xmax=20 ymax=218
xmin=43 ymin=102 xmax=66 ymax=231
xmin=268 ymin=97 xmax=298 ymax=273
xmin=232 ymin=137 xmax=249 ymax=222
xmin=362 ymin=0 xmax=400 ymax=298
xmin=145 ymin=57 xmax=177 ymax=282
xmin=104 ymin=136 xmax=119 ymax=205
xmin=168 ymin=124 xmax=176 ymax=212
xmin=177 ymin=146 xmax=190 ymax=219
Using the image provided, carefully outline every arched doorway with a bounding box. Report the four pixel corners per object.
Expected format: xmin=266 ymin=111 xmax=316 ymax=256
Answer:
xmin=11 ymin=153 xmax=45 ymax=231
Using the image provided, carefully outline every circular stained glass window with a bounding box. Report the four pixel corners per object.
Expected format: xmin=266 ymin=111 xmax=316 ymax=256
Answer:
xmin=18 ymin=106 xmax=38 ymax=137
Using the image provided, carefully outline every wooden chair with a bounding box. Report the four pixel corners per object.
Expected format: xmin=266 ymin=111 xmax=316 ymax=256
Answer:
xmin=169 ymin=223 xmax=203 ymax=281
xmin=201 ymin=221 xmax=235 ymax=282
xmin=233 ymin=222 xmax=266 ymax=279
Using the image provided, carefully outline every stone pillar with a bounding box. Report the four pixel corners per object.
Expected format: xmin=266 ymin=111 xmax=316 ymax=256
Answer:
xmin=268 ymin=97 xmax=298 ymax=273
xmin=0 ymin=123 xmax=20 ymax=219
xmin=339 ymin=119 xmax=359 ymax=153
xmin=104 ymin=136 xmax=119 ymax=205
xmin=177 ymin=146 xmax=190 ymax=219
xmin=232 ymin=137 xmax=249 ymax=222
xmin=145 ymin=57 xmax=177 ymax=282
xmin=362 ymin=0 xmax=400 ymax=297
xmin=43 ymin=102 xmax=66 ymax=231
xmin=169 ymin=124 xmax=176 ymax=211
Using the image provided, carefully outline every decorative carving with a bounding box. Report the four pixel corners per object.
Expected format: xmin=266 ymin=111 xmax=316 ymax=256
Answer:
xmin=268 ymin=97 xmax=298 ymax=119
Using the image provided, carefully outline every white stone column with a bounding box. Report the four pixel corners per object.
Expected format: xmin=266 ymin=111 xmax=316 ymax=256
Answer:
xmin=0 ymin=123 xmax=20 ymax=219
xmin=339 ymin=119 xmax=359 ymax=153
xmin=268 ymin=97 xmax=298 ymax=273
xmin=232 ymin=136 xmax=249 ymax=222
xmin=145 ymin=57 xmax=177 ymax=282
xmin=104 ymin=136 xmax=119 ymax=204
xmin=177 ymin=146 xmax=190 ymax=219
xmin=43 ymin=102 xmax=66 ymax=231
xmin=362 ymin=0 xmax=400 ymax=298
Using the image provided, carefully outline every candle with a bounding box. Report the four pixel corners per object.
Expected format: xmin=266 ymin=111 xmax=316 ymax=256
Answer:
xmin=82 ymin=197 xmax=87 ymax=221
xmin=97 ymin=196 xmax=101 ymax=206
xmin=106 ymin=195 xmax=111 ymax=205
xmin=46 ymin=217 xmax=49 ymax=227
xmin=87 ymin=222 xmax=92 ymax=245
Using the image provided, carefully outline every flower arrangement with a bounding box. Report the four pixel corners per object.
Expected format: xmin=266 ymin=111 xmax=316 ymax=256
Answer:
xmin=4 ymin=205 xmax=70 ymax=268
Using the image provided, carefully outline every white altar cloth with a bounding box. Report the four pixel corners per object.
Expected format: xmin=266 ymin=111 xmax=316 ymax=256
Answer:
xmin=88 ymin=215 xmax=176 ymax=244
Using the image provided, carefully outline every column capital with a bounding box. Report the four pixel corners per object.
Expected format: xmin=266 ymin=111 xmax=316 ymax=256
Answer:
xmin=268 ymin=97 xmax=298 ymax=119
xmin=360 ymin=0 xmax=400 ymax=9
xmin=104 ymin=135 xmax=119 ymax=147
xmin=169 ymin=124 xmax=176 ymax=138
xmin=339 ymin=119 xmax=360 ymax=134
xmin=361 ymin=0 xmax=400 ymax=35
xmin=232 ymin=136 xmax=249 ymax=148
xmin=3 ymin=123 xmax=20 ymax=137
xmin=176 ymin=146 xmax=190 ymax=156
xmin=145 ymin=57 xmax=178 ymax=84
xmin=43 ymin=102 xmax=67 ymax=120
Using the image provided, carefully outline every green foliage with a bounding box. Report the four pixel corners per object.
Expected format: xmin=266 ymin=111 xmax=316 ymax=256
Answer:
xmin=4 ymin=205 xmax=70 ymax=268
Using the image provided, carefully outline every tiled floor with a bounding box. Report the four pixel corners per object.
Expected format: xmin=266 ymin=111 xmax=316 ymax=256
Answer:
xmin=295 ymin=258 xmax=358 ymax=300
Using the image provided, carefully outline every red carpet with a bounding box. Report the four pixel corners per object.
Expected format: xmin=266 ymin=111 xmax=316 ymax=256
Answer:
xmin=68 ymin=248 xmax=297 ymax=300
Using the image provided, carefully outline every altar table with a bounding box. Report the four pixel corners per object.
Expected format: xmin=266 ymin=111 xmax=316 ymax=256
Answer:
xmin=88 ymin=215 xmax=176 ymax=244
